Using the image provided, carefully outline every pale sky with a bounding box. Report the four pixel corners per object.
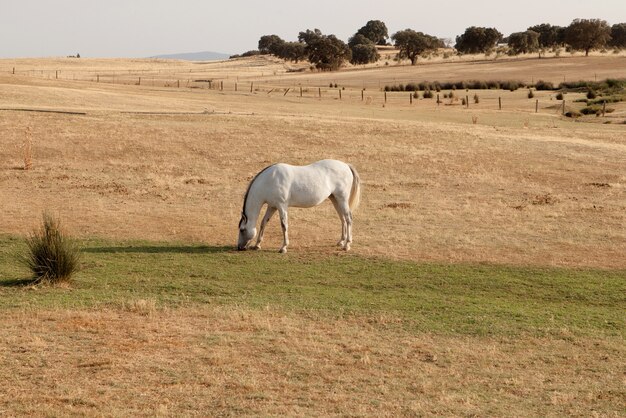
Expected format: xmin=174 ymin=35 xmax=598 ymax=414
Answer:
xmin=1 ymin=0 xmax=625 ymax=58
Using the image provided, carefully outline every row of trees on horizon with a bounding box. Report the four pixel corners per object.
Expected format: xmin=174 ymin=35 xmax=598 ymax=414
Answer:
xmin=229 ymin=19 xmax=626 ymax=70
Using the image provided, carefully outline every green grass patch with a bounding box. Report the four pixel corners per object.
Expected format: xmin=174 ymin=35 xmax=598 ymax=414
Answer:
xmin=1 ymin=236 xmax=624 ymax=337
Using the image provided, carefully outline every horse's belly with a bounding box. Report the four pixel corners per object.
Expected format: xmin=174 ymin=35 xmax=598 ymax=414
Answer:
xmin=288 ymin=188 xmax=329 ymax=208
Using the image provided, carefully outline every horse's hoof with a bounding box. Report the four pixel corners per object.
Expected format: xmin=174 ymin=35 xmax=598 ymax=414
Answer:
xmin=251 ymin=245 xmax=261 ymax=251
xmin=343 ymin=244 xmax=351 ymax=251
xmin=279 ymin=247 xmax=287 ymax=254
xmin=337 ymin=240 xmax=345 ymax=247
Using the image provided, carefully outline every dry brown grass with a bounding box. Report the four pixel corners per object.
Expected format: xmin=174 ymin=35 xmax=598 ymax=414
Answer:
xmin=22 ymin=126 xmax=33 ymax=170
xmin=0 ymin=307 xmax=623 ymax=417
xmin=0 ymin=57 xmax=625 ymax=268
xmin=0 ymin=57 xmax=625 ymax=416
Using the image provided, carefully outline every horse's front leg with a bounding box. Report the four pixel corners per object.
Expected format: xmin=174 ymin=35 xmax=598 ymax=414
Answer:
xmin=278 ymin=207 xmax=289 ymax=254
xmin=252 ymin=206 xmax=276 ymax=250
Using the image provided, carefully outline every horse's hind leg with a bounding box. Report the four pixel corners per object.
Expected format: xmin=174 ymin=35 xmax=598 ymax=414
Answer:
xmin=252 ymin=206 xmax=276 ymax=250
xmin=278 ymin=206 xmax=289 ymax=254
xmin=330 ymin=195 xmax=347 ymax=247
xmin=336 ymin=198 xmax=353 ymax=251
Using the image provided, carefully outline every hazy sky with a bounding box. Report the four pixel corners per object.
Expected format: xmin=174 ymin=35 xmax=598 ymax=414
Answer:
xmin=1 ymin=0 xmax=625 ymax=58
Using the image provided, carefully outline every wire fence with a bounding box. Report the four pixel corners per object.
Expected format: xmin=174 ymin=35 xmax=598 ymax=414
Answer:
xmin=4 ymin=66 xmax=617 ymax=118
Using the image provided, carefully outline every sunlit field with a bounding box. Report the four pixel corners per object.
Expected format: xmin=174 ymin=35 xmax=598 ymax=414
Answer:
xmin=1 ymin=53 xmax=625 ymax=415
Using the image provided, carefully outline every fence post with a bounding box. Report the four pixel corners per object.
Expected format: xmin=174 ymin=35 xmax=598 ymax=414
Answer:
xmin=12 ymin=67 xmax=15 ymax=75
xmin=466 ymin=95 xmax=469 ymax=108
xmin=384 ymin=91 xmax=387 ymax=103
xmin=410 ymin=93 xmax=413 ymax=104
xmin=177 ymin=80 xmax=180 ymax=88
xmin=221 ymin=81 xmax=223 ymax=91
xmin=318 ymin=87 xmax=321 ymax=98
xmin=235 ymin=82 xmax=237 ymax=91
xmin=499 ymin=97 xmax=502 ymax=110
xmin=602 ymin=101 xmax=606 ymax=116
xmin=535 ymin=99 xmax=538 ymax=113
xmin=300 ymin=86 xmax=302 ymax=97
xmin=361 ymin=89 xmax=364 ymax=101
xmin=251 ymin=82 xmax=253 ymax=93
xmin=339 ymin=89 xmax=342 ymax=100
xmin=56 ymin=70 xmax=58 ymax=79
xmin=283 ymin=88 xmax=290 ymax=96
xmin=562 ymin=99 xmax=565 ymax=115
xmin=208 ymin=80 xmax=212 ymax=89
xmin=437 ymin=94 xmax=440 ymax=106
xmin=97 ymin=74 xmax=99 ymax=83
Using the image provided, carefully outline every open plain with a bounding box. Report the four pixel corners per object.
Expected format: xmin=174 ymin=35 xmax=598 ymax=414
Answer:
xmin=1 ymin=54 xmax=625 ymax=416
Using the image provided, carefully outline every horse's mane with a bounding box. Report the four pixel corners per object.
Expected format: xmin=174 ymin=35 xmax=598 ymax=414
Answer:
xmin=241 ymin=164 xmax=275 ymax=222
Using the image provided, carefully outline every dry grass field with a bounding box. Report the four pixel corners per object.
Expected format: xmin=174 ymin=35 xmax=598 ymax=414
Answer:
xmin=1 ymin=55 xmax=625 ymax=416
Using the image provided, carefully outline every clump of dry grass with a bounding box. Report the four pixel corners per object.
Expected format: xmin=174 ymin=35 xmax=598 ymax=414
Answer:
xmin=124 ymin=299 xmax=157 ymax=316
xmin=22 ymin=126 xmax=33 ymax=170
xmin=24 ymin=212 xmax=80 ymax=284
xmin=383 ymin=202 xmax=413 ymax=209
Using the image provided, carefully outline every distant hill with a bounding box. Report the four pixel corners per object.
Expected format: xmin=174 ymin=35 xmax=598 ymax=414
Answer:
xmin=150 ymin=51 xmax=231 ymax=61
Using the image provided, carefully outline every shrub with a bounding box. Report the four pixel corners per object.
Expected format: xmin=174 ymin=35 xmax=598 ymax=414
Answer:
xmin=474 ymin=93 xmax=480 ymax=104
xmin=588 ymin=96 xmax=623 ymax=105
xmin=565 ymin=111 xmax=582 ymax=118
xmin=586 ymin=89 xmax=597 ymax=99
xmin=555 ymin=92 xmax=564 ymax=100
xmin=580 ymin=105 xmax=614 ymax=115
xmin=501 ymin=81 xmax=521 ymax=91
xmin=461 ymin=97 xmax=467 ymax=105
xmin=534 ymin=80 xmax=555 ymax=90
xmin=24 ymin=213 xmax=80 ymax=284
xmin=422 ymin=90 xmax=433 ymax=98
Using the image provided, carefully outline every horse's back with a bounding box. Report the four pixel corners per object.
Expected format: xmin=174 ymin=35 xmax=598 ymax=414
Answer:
xmin=259 ymin=160 xmax=352 ymax=208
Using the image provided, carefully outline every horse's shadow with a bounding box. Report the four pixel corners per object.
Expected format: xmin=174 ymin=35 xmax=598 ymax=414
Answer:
xmin=81 ymin=245 xmax=234 ymax=254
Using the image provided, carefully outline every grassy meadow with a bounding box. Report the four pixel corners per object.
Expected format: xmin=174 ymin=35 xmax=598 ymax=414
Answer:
xmin=1 ymin=53 xmax=625 ymax=416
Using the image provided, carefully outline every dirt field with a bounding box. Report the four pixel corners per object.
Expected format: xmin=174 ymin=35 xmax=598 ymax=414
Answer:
xmin=1 ymin=55 xmax=625 ymax=268
xmin=1 ymin=307 xmax=623 ymax=417
xmin=0 ymin=55 xmax=625 ymax=416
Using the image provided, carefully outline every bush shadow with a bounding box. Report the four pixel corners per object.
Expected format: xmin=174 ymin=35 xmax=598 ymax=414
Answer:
xmin=0 ymin=277 xmax=36 ymax=287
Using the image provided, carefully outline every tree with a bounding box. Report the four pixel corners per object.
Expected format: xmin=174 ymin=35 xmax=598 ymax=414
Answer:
xmin=348 ymin=33 xmax=371 ymax=48
xmin=258 ymin=35 xmax=285 ymax=55
xmin=564 ymin=19 xmax=611 ymax=56
xmin=356 ymin=20 xmax=389 ymax=45
xmin=610 ymin=23 xmax=626 ymax=48
xmin=507 ymin=30 xmax=540 ymax=55
xmin=347 ymin=33 xmax=379 ymax=65
xmin=279 ymin=42 xmax=307 ymax=62
xmin=455 ymin=26 xmax=502 ymax=54
xmin=350 ymin=43 xmax=379 ymax=65
xmin=527 ymin=23 xmax=563 ymax=49
xmin=392 ymin=29 xmax=441 ymax=65
xmin=298 ymin=29 xmax=351 ymax=70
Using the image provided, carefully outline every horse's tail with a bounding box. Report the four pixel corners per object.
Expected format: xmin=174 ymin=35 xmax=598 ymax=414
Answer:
xmin=348 ymin=164 xmax=361 ymax=211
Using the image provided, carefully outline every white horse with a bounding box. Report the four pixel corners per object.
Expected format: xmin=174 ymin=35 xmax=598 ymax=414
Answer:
xmin=237 ymin=159 xmax=361 ymax=253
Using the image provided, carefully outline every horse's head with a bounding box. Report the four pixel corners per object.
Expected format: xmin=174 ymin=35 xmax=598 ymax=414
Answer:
xmin=237 ymin=213 xmax=256 ymax=250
